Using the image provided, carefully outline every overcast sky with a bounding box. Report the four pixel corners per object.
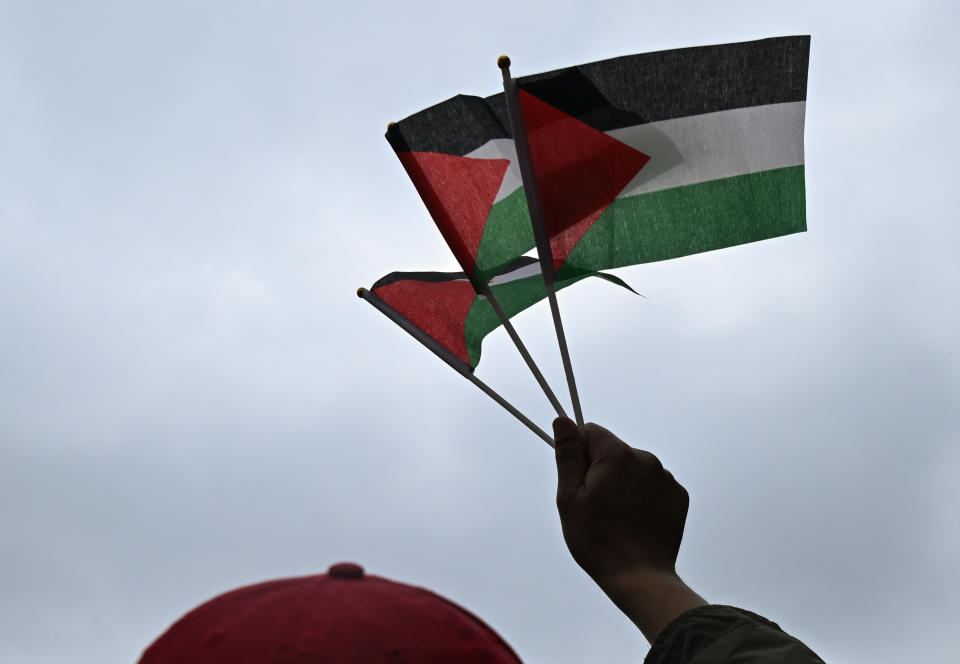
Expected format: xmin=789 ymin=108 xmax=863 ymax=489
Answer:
xmin=1 ymin=1 xmax=958 ymax=662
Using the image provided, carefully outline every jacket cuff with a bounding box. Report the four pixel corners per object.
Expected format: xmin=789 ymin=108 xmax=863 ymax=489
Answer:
xmin=644 ymin=604 xmax=821 ymax=664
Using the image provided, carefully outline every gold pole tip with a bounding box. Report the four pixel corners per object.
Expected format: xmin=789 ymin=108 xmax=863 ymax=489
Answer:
xmin=356 ymin=287 xmax=366 ymax=298
xmin=497 ymin=55 xmax=511 ymax=69
xmin=386 ymin=121 xmax=397 ymax=131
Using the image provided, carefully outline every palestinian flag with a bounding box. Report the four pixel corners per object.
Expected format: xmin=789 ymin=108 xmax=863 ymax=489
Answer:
xmin=387 ymin=36 xmax=809 ymax=282
xmin=363 ymin=257 xmax=632 ymax=371
xmin=387 ymin=94 xmax=530 ymax=285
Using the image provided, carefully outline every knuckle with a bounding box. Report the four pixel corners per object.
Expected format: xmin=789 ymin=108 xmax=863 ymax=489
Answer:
xmin=582 ymin=423 xmax=603 ymax=441
xmin=632 ymin=448 xmax=664 ymax=472
xmin=584 ymin=422 xmax=617 ymax=443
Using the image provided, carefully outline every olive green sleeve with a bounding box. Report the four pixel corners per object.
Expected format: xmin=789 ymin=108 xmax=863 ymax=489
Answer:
xmin=645 ymin=605 xmax=825 ymax=664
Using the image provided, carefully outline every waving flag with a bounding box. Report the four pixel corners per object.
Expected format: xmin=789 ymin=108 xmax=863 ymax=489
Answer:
xmin=387 ymin=36 xmax=809 ymax=281
xmin=362 ymin=257 xmax=632 ymax=370
xmin=387 ymin=96 xmax=532 ymax=285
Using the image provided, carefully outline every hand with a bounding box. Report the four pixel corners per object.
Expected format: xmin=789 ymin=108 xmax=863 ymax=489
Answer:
xmin=553 ymin=417 xmax=706 ymax=642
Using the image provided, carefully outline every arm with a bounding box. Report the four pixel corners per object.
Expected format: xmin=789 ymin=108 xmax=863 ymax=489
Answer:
xmin=552 ymin=418 xmax=825 ymax=663
xmin=552 ymin=417 xmax=706 ymax=642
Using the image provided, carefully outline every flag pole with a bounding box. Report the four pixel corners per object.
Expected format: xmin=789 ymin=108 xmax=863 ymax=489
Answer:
xmin=498 ymin=55 xmax=585 ymax=428
xmin=479 ymin=284 xmax=567 ymax=418
xmin=358 ymin=287 xmax=555 ymax=448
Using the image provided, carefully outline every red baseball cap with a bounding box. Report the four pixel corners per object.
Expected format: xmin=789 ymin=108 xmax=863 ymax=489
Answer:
xmin=139 ymin=562 xmax=522 ymax=663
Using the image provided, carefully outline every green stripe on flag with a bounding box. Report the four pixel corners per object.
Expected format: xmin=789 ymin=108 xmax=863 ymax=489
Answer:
xmin=473 ymin=187 xmax=536 ymax=285
xmin=558 ymin=166 xmax=806 ymax=278
xmin=462 ymin=271 xmax=634 ymax=367
xmin=464 ymin=275 xmax=543 ymax=368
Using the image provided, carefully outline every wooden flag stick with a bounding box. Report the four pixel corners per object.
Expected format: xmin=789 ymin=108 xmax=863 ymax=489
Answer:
xmin=358 ymin=287 xmax=555 ymax=448
xmin=498 ymin=55 xmax=585 ymax=428
xmin=479 ymin=283 xmax=567 ymax=418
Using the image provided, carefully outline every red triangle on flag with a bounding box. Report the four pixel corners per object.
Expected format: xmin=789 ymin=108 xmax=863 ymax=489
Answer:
xmin=374 ymin=278 xmax=477 ymax=365
xmin=398 ymin=151 xmax=510 ymax=279
xmin=519 ymin=90 xmax=650 ymax=272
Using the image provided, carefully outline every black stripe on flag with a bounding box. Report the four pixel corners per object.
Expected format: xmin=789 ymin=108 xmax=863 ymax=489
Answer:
xmin=371 ymin=269 xmax=467 ymax=291
xmin=386 ymin=94 xmax=510 ymax=156
xmin=516 ymin=36 xmax=810 ymax=131
xmin=387 ymin=36 xmax=809 ymax=153
xmin=370 ymin=256 xmax=537 ymax=291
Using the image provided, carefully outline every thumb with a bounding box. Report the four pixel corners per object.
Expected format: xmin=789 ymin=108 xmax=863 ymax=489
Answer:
xmin=554 ymin=417 xmax=587 ymax=504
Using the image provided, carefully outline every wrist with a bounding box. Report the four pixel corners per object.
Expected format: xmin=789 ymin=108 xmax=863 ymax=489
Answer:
xmin=593 ymin=565 xmax=707 ymax=644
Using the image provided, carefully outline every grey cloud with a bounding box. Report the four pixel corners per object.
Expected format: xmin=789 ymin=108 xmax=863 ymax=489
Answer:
xmin=2 ymin=1 xmax=958 ymax=663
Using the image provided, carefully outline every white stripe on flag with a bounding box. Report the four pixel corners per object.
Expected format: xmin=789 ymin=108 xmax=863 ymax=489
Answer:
xmin=487 ymin=261 xmax=542 ymax=286
xmin=464 ymin=101 xmax=805 ymax=205
xmin=611 ymin=101 xmax=806 ymax=197
xmin=465 ymin=139 xmax=522 ymax=204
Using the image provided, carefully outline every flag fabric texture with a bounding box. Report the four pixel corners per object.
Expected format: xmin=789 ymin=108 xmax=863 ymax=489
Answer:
xmin=387 ymin=36 xmax=809 ymax=282
xmin=386 ymin=95 xmax=529 ymax=285
xmin=367 ymin=257 xmax=632 ymax=370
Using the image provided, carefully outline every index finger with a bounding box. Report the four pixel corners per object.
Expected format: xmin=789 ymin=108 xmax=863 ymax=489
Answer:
xmin=583 ymin=423 xmax=632 ymax=462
